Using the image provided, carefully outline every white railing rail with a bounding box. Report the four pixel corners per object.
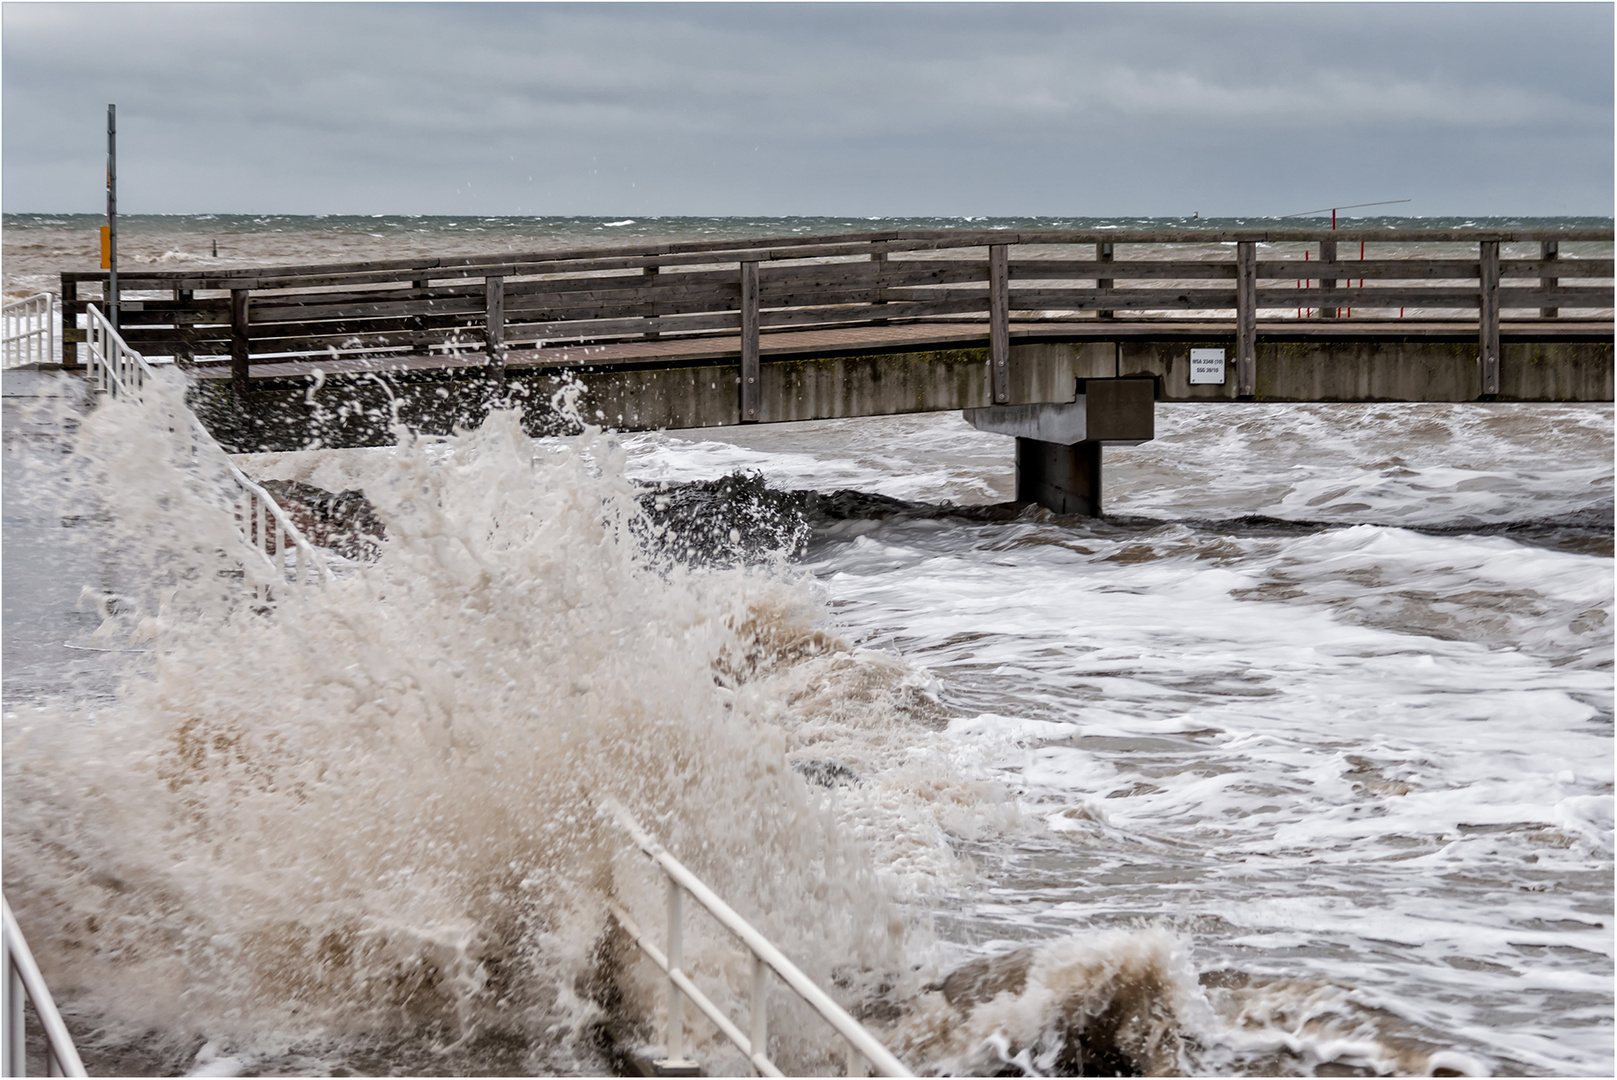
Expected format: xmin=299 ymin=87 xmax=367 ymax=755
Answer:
xmin=604 ymin=800 xmax=913 ymax=1079
xmin=83 ymin=303 xmax=332 ymax=588
xmin=3 ymin=897 xmax=87 ymax=1078
xmin=3 ymin=294 xmax=55 ymax=370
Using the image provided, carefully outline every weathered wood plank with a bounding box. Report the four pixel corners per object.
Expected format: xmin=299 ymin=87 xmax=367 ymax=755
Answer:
xmin=1474 ymin=286 xmax=1608 ymax=307
xmin=1012 ymin=259 xmax=1234 ymax=280
xmin=1254 ymin=258 xmax=1611 ymax=280
xmin=506 ymin=311 xmax=744 ymax=341
xmin=1248 ymin=285 xmax=1612 ymax=310
xmin=1261 ymin=287 xmax=1475 ymax=308
xmin=1005 ymin=288 xmax=1239 ymax=310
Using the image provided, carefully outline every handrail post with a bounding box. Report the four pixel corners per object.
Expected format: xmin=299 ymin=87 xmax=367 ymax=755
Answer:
xmin=1236 ymin=240 xmax=1257 ymax=398
xmin=1096 ymin=240 xmax=1114 ymax=319
xmin=740 ymin=261 xmax=760 ymax=422
xmin=1479 ymin=240 xmax=1501 ymax=397
xmin=7 ymin=951 xmax=24 ymax=1076
xmin=660 ymin=878 xmax=695 ymax=1073
xmin=1540 ymin=239 xmax=1559 ymax=319
xmin=229 ymin=289 xmax=251 ymax=403
xmin=749 ymin=954 xmax=767 ymax=1077
xmin=604 ymin=801 xmax=913 ymax=1078
xmin=1318 ymin=238 xmax=1337 ymax=318
xmin=4 ymin=898 xmax=87 ymax=1077
xmin=989 ymin=244 xmax=1009 ymax=403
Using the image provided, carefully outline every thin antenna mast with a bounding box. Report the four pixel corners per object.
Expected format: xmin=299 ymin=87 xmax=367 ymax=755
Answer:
xmin=106 ymin=104 xmax=118 ymax=330
xmin=1278 ymin=199 xmax=1411 ymax=229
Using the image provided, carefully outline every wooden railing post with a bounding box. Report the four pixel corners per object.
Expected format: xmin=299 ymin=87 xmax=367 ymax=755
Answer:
xmin=175 ymin=286 xmax=194 ymax=365
xmin=412 ymin=278 xmax=431 ymax=353
xmin=643 ymin=263 xmax=661 ymax=340
xmin=1540 ymin=239 xmax=1559 ymax=319
xmin=484 ymin=276 xmax=505 ymax=366
xmin=230 ymin=288 xmax=250 ymax=402
xmin=1236 ymin=241 xmax=1257 ymax=397
xmin=989 ymin=244 xmax=1010 ymax=403
xmin=1479 ymin=240 xmax=1501 ymax=397
xmin=740 ymin=261 xmax=760 ymax=422
xmin=870 ymin=241 xmax=888 ymax=326
xmin=60 ymin=277 xmax=79 ymax=367
xmin=1096 ymin=241 xmax=1114 ymax=319
xmin=1318 ymin=239 xmax=1337 ymax=318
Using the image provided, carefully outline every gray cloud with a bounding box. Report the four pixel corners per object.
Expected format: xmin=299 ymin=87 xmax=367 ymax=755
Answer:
xmin=2 ymin=2 xmax=1611 ymax=216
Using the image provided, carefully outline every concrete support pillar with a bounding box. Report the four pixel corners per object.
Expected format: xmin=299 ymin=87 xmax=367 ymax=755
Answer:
xmin=1016 ymin=437 xmax=1103 ymax=516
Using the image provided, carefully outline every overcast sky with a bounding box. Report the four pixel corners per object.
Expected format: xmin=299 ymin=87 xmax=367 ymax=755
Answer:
xmin=3 ymin=2 xmax=1611 ymax=217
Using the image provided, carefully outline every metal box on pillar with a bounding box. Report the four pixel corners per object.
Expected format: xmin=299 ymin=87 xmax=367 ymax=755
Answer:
xmin=963 ymin=377 xmax=1155 ymax=516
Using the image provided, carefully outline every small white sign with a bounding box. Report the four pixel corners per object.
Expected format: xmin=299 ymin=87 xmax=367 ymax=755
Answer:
xmin=1189 ymin=347 xmax=1226 ymax=385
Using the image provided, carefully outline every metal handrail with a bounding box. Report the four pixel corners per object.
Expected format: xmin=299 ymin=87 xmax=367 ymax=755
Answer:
xmin=2 ymin=294 xmax=55 ymax=369
xmin=83 ymin=303 xmax=332 ymax=588
xmin=3 ymin=898 xmax=87 ymax=1077
xmin=604 ymin=800 xmax=913 ymax=1078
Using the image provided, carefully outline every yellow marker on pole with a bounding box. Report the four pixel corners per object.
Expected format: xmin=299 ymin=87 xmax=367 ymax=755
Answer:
xmin=100 ymin=225 xmax=112 ymax=269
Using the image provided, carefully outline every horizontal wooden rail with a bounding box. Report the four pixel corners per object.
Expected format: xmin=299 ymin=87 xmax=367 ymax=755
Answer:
xmin=55 ymin=224 xmax=1617 ymax=284
xmin=58 ymin=230 xmax=1612 ymax=403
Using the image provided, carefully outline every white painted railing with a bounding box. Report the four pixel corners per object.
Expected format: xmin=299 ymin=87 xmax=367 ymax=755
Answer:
xmin=3 ymin=897 xmax=87 ymax=1077
xmin=3 ymin=294 xmax=55 ymax=369
xmin=604 ymin=800 xmax=913 ymax=1079
xmin=84 ymin=304 xmax=332 ymax=588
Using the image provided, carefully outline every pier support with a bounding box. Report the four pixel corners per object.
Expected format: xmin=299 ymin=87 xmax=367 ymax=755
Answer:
xmin=1016 ymin=438 xmax=1104 ymax=516
xmin=964 ymin=377 xmax=1155 ymax=517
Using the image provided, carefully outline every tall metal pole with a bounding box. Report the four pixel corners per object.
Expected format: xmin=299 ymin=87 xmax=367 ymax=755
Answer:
xmin=107 ymin=104 xmax=118 ymax=330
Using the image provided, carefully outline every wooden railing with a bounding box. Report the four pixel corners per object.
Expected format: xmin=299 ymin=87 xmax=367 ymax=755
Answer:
xmin=60 ymin=228 xmax=1613 ymax=401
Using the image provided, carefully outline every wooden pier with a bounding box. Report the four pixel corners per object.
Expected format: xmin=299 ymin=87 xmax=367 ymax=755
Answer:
xmin=58 ymin=228 xmax=1613 ymax=514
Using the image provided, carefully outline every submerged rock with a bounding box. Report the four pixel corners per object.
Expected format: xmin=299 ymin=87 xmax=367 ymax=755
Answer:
xmin=635 ymin=471 xmax=810 ymax=565
xmin=792 ymin=759 xmax=859 ymax=788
